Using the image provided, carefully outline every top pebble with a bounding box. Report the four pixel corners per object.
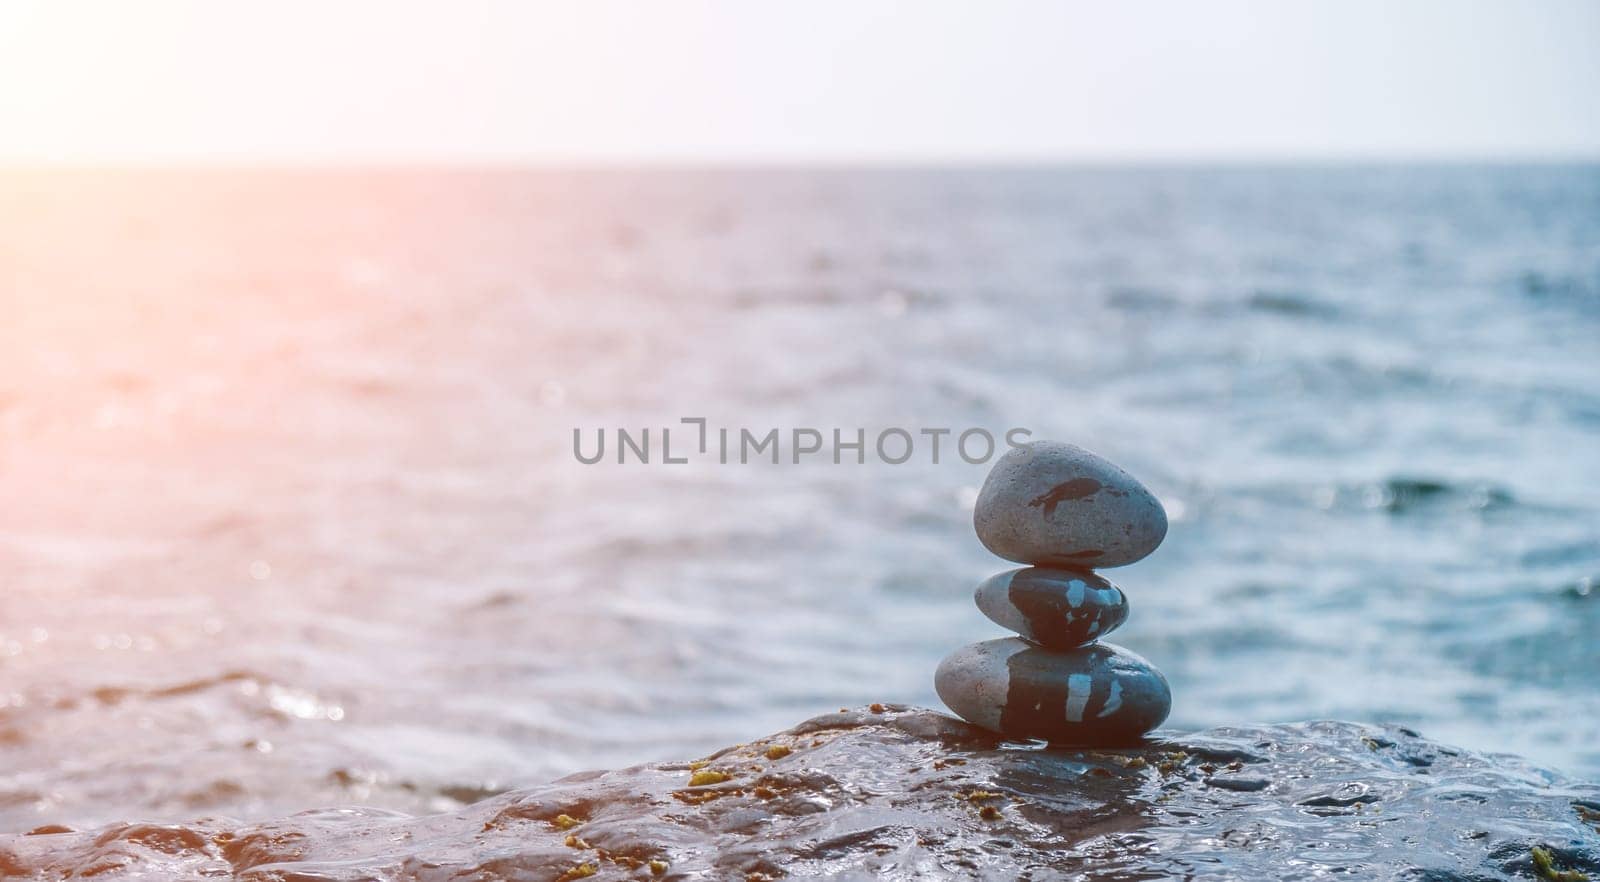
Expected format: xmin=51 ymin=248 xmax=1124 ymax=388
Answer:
xmin=974 ymin=441 xmax=1167 ymax=568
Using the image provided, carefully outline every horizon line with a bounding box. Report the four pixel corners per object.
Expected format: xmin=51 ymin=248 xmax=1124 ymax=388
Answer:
xmin=3 ymin=152 xmax=1598 ymax=171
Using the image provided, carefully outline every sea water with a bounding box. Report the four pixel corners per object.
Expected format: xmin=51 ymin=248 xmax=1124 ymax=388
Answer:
xmin=1 ymin=165 xmax=1596 ymax=829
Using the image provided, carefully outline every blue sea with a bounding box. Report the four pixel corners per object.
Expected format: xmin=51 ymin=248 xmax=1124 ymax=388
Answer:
xmin=0 ymin=165 xmax=1596 ymax=829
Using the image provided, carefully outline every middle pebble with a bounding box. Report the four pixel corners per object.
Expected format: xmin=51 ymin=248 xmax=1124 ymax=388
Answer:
xmin=974 ymin=567 xmax=1129 ymax=649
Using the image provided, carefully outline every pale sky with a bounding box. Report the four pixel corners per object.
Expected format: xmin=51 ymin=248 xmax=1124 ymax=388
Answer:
xmin=1 ymin=0 xmax=1596 ymax=163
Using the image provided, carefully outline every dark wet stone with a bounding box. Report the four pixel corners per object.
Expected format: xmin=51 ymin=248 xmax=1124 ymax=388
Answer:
xmin=935 ymin=638 xmax=1171 ymax=744
xmin=1205 ymin=775 xmax=1271 ymax=792
xmin=974 ymin=567 xmax=1129 ymax=648
xmin=3 ymin=709 xmax=1596 ymax=881
xmin=974 ymin=441 xmax=1167 ymax=568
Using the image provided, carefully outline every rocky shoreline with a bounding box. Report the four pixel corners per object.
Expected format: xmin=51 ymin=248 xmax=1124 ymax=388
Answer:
xmin=4 ymin=707 xmax=1598 ymax=880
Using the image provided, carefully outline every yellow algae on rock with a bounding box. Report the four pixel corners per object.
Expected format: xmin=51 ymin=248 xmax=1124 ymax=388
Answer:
xmin=764 ymin=745 xmax=792 ymax=760
xmin=688 ymin=769 xmax=730 ymax=786
xmin=1531 ymin=846 xmax=1588 ymax=881
xmin=551 ymin=814 xmax=581 ymax=830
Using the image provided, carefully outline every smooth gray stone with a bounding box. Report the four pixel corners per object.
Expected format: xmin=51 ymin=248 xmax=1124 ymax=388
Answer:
xmin=975 ymin=567 xmax=1129 ymax=648
xmin=974 ymin=441 xmax=1167 ymax=568
xmin=935 ymin=637 xmax=1170 ymax=744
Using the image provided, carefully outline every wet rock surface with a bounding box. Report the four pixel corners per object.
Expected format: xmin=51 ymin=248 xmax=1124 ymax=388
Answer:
xmin=4 ymin=707 xmax=1598 ymax=881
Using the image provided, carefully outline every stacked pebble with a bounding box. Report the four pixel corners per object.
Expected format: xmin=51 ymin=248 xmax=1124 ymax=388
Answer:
xmin=936 ymin=441 xmax=1172 ymax=744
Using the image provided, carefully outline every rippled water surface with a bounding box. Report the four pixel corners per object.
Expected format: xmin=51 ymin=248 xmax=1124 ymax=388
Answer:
xmin=1 ymin=166 xmax=1597 ymax=830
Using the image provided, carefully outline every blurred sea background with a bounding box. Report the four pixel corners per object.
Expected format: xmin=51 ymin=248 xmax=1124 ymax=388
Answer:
xmin=1 ymin=164 xmax=1597 ymax=831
